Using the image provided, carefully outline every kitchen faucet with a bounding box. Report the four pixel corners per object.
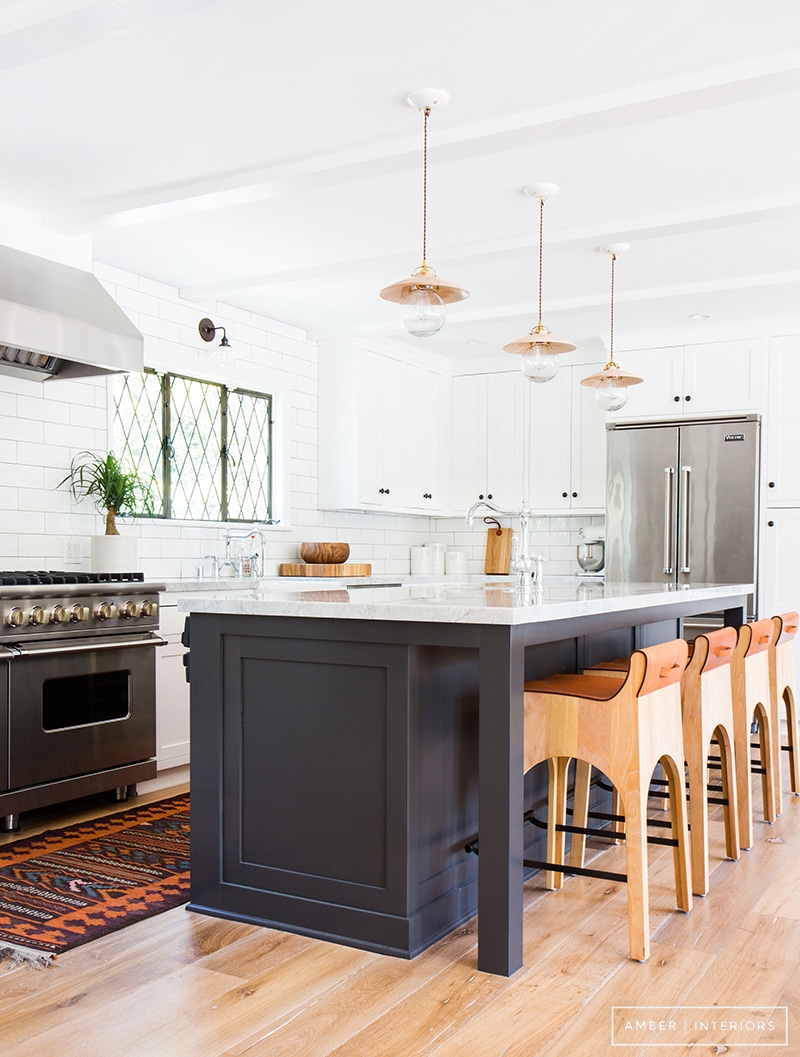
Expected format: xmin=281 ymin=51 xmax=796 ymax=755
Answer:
xmin=223 ymin=526 xmax=268 ymax=577
xmin=465 ymin=498 xmax=544 ymax=585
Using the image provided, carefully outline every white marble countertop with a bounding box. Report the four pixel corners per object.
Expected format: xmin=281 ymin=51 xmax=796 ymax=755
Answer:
xmin=176 ymin=578 xmax=753 ymax=626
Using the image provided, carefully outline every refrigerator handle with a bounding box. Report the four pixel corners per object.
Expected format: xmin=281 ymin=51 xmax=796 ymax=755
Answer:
xmin=679 ymin=465 xmax=692 ymax=573
xmin=663 ymin=467 xmax=675 ymax=574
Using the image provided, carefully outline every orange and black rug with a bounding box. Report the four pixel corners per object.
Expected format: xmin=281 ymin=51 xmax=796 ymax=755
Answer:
xmin=0 ymin=794 xmax=189 ymax=968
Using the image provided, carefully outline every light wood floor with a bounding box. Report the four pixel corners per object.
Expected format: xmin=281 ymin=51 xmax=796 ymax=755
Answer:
xmin=1 ymin=764 xmax=799 ymax=1057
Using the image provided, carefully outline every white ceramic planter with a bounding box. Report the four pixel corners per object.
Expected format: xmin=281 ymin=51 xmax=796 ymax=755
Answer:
xmin=91 ymin=534 xmax=138 ymax=573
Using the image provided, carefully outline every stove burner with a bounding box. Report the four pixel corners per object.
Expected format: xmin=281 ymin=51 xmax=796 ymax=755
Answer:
xmin=0 ymin=570 xmax=145 ymax=586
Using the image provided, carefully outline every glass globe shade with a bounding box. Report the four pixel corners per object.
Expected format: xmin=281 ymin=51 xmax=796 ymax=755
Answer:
xmin=400 ymin=287 xmax=446 ymax=338
xmin=521 ymin=343 xmax=558 ymax=383
xmin=594 ymin=376 xmax=629 ymax=412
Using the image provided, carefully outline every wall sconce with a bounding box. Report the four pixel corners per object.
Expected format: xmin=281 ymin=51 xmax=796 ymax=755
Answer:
xmin=199 ymin=318 xmax=231 ymax=349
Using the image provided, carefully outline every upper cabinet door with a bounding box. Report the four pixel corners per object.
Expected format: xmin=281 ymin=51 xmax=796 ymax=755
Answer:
xmin=450 ymin=374 xmax=488 ymax=511
xmin=485 ymin=372 xmax=526 ymax=511
xmin=528 ymin=364 xmax=607 ymax=513
xmin=765 ymin=334 xmax=800 ymax=505
xmin=614 ymin=346 xmax=684 ymax=419
xmin=405 ymin=367 xmax=447 ymax=513
xmin=683 ymin=339 xmax=763 ymax=414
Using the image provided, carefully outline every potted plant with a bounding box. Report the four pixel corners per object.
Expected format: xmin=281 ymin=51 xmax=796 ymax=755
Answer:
xmin=59 ymin=451 xmax=155 ymax=571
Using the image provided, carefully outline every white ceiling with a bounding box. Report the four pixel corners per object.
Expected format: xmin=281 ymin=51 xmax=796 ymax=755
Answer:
xmin=4 ymin=0 xmax=800 ymax=360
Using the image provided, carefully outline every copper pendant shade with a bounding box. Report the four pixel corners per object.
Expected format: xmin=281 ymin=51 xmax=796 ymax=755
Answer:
xmin=379 ymin=89 xmax=468 ymax=337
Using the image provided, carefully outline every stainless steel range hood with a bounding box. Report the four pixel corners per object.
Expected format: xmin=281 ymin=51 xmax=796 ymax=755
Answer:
xmin=0 ymin=244 xmax=143 ymax=381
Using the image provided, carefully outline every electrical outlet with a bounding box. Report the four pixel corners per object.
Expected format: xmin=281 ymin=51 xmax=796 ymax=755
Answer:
xmin=63 ymin=537 xmax=82 ymax=564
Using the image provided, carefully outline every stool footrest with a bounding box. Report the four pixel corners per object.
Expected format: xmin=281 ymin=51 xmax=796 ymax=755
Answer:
xmin=522 ymin=857 xmax=628 ymax=885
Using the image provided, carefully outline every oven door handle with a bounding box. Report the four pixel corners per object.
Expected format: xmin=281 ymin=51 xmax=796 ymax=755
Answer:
xmin=8 ymin=634 xmax=167 ymax=658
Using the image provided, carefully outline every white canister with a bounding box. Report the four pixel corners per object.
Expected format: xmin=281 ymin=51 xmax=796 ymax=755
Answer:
xmin=410 ymin=546 xmax=434 ymax=575
xmin=423 ymin=542 xmax=446 ymax=575
xmin=445 ymin=548 xmax=468 ymax=576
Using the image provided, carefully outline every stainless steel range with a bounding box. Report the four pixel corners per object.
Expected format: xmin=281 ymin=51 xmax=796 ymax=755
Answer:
xmin=0 ymin=570 xmax=165 ymax=830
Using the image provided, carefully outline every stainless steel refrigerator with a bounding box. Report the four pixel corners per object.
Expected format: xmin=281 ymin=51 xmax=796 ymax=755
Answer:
xmin=605 ymin=415 xmax=760 ymax=621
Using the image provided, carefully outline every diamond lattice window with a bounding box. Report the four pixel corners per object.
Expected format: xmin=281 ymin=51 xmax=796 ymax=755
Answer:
xmin=112 ymin=370 xmax=272 ymax=523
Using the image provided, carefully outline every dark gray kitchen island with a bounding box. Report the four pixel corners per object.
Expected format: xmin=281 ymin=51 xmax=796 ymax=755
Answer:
xmin=181 ymin=577 xmax=750 ymax=977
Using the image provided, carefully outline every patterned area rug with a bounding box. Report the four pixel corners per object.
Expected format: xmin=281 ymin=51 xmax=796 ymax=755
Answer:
xmin=0 ymin=794 xmax=189 ymax=967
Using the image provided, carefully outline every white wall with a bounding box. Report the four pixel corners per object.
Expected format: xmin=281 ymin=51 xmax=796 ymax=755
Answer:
xmin=0 ymin=261 xmax=604 ymax=579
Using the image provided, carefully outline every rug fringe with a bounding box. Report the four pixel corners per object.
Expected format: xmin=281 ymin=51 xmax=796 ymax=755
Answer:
xmin=0 ymin=942 xmax=56 ymax=970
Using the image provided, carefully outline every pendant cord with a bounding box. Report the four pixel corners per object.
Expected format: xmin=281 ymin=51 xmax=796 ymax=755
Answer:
xmin=422 ymin=105 xmax=430 ymax=267
xmin=537 ymin=196 xmax=544 ymax=325
xmin=609 ymin=252 xmax=616 ymax=366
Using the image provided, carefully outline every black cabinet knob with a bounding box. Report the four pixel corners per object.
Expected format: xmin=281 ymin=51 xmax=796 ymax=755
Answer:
xmin=685 ymin=395 xmax=692 ymax=402
xmin=478 ymin=494 xmax=484 ymax=500
xmin=572 ymin=492 xmax=578 ymax=498
xmin=562 ymin=492 xmax=568 ymax=498
xmin=768 ymin=520 xmax=775 ymax=527
xmin=674 ymin=395 xmax=680 ymax=402
xmin=768 ymin=481 xmax=776 ymax=488
xmin=487 ymin=493 xmax=493 ymax=499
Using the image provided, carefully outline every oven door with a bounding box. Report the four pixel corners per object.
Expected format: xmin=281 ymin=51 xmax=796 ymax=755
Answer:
xmin=7 ymin=634 xmax=161 ymax=789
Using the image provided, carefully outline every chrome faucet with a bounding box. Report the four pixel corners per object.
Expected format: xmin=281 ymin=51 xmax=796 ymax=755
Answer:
xmin=465 ymin=498 xmax=543 ymax=585
xmin=223 ymin=526 xmax=268 ymax=577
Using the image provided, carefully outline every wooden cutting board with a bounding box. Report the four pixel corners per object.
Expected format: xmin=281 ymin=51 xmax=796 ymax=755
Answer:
xmin=484 ymin=528 xmax=513 ymax=574
xmin=278 ymin=563 xmax=372 ymax=577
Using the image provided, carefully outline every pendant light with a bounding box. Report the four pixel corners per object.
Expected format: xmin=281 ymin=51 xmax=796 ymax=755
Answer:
xmin=504 ymin=183 xmax=576 ymax=382
xmin=580 ymin=245 xmax=643 ymax=411
xmin=379 ymin=88 xmax=468 ymax=338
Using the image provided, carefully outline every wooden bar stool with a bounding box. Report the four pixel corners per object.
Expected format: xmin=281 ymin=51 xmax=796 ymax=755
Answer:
xmin=680 ymin=627 xmax=740 ymax=895
xmin=731 ymin=619 xmax=779 ymax=850
xmin=523 ymin=639 xmax=692 ymax=963
xmin=770 ymin=612 xmax=800 ymax=797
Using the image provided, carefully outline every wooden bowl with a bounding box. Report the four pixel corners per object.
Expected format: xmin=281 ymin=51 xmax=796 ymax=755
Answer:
xmin=300 ymin=541 xmax=350 ymax=565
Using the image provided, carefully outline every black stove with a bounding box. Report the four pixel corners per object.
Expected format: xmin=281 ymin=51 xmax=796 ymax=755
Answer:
xmin=0 ymin=570 xmax=145 ymax=586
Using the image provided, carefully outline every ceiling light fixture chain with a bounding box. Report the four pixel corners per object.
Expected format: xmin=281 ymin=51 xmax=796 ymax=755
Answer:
xmin=537 ymin=193 xmax=544 ymax=326
xmin=607 ymin=249 xmax=617 ymax=369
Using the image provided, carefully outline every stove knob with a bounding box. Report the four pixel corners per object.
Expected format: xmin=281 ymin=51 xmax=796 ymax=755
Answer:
xmin=95 ymin=602 xmax=117 ymax=621
xmin=52 ymin=605 xmax=70 ymax=624
xmin=6 ymin=607 xmax=28 ymax=628
xmin=140 ymin=600 xmax=158 ymax=618
xmin=70 ymin=604 xmax=89 ymax=623
xmin=121 ymin=601 xmax=142 ymax=619
xmin=30 ymin=606 xmax=48 ymax=626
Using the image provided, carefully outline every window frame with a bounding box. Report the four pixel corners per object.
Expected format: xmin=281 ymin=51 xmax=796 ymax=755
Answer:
xmin=111 ymin=367 xmax=274 ymax=524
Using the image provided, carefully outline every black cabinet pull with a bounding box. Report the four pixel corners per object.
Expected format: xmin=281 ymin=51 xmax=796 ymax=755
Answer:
xmin=674 ymin=395 xmax=680 ymax=402
xmin=423 ymin=493 xmax=432 ymax=499
xmin=768 ymin=481 xmax=776 ymax=488
xmin=562 ymin=492 xmax=568 ymax=498
xmin=684 ymin=395 xmax=692 ymax=402
xmin=572 ymin=492 xmax=578 ymax=498
xmin=768 ymin=520 xmax=775 ymax=527
xmin=487 ymin=493 xmax=493 ymax=500
xmin=478 ymin=494 xmax=484 ymax=500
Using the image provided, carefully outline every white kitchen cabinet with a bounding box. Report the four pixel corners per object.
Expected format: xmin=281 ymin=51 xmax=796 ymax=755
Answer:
xmin=765 ymin=335 xmax=800 ymax=505
xmin=527 ymin=363 xmax=607 ymax=513
xmin=318 ymin=341 xmax=449 ymax=515
xmin=155 ymin=596 xmax=190 ymax=769
xmin=762 ymin=508 xmax=800 ymax=619
xmin=450 ymin=371 xmax=525 ymax=513
xmin=618 ymin=339 xmax=763 ymax=419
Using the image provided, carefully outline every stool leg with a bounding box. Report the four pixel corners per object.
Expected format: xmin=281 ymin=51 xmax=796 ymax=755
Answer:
xmin=716 ymin=724 xmax=741 ymax=864
xmin=569 ymin=760 xmax=592 ymax=869
xmin=546 ymin=756 xmax=570 ymax=890
xmin=784 ymin=687 xmax=800 ymax=795
xmin=686 ymin=727 xmax=710 ymax=897
xmin=662 ymin=754 xmax=692 ymax=914
xmin=755 ymin=703 xmax=778 ymax=824
xmin=734 ymin=709 xmax=754 ymax=851
xmin=617 ymin=780 xmax=650 ymax=962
